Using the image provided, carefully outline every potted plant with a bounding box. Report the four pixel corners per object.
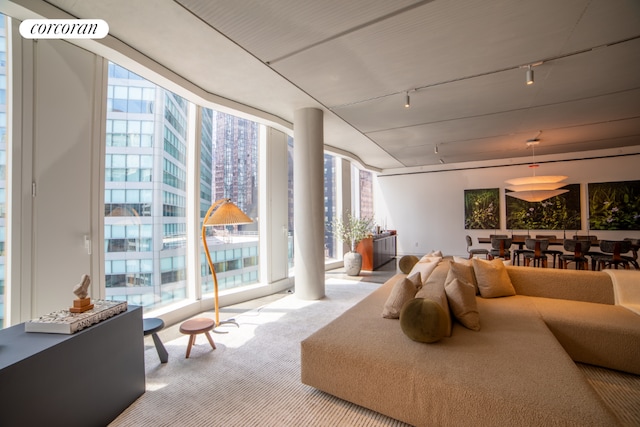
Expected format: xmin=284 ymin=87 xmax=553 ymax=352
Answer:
xmin=332 ymin=212 xmax=374 ymax=276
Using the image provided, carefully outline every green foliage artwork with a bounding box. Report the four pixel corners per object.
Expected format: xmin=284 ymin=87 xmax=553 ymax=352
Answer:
xmin=464 ymin=188 xmax=499 ymax=229
xmin=588 ymin=181 xmax=640 ymax=230
xmin=506 ymin=184 xmax=581 ymax=230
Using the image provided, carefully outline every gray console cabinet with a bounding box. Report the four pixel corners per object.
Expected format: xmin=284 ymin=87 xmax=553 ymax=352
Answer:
xmin=0 ymin=306 xmax=145 ymax=426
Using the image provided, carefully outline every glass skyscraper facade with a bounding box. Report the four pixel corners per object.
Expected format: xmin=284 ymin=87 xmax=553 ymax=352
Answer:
xmin=359 ymin=169 xmax=374 ymax=220
xmin=324 ymin=153 xmax=337 ymax=259
xmin=104 ymin=63 xmax=188 ymax=310
xmin=199 ymin=110 xmax=259 ymax=294
xmin=106 ymin=63 xmax=259 ymax=311
xmin=0 ymin=15 xmax=7 ymax=328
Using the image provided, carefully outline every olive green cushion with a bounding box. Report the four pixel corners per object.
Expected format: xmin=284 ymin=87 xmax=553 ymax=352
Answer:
xmin=398 ymin=255 xmax=420 ymax=273
xmin=399 ymin=298 xmax=448 ymax=343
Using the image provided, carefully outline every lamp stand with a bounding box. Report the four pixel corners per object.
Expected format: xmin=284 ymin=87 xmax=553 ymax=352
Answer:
xmin=202 ymin=200 xmax=240 ymax=333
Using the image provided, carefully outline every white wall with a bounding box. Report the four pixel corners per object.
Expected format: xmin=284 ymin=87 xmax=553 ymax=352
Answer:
xmin=374 ymin=152 xmax=640 ymax=258
xmin=260 ymin=127 xmax=289 ymax=284
xmin=10 ymin=36 xmax=103 ymax=321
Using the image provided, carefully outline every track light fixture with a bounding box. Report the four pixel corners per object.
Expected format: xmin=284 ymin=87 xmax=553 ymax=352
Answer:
xmin=439 ymin=158 xmax=445 ymax=164
xmin=526 ymin=65 xmax=534 ymax=85
xmin=434 ymin=145 xmax=438 ymax=154
xmin=404 ymin=91 xmax=410 ymax=108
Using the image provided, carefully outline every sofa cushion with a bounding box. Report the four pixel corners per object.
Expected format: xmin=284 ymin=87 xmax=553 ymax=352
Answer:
xmin=408 ymin=257 xmax=441 ymax=285
xmin=506 ymin=266 xmax=614 ymax=304
xmin=472 ymin=258 xmax=516 ymax=298
xmin=445 ymin=277 xmax=480 ymax=331
xmin=420 ymin=250 xmax=443 ymax=261
xmin=530 ymin=296 xmax=640 ymax=375
xmin=415 ymin=261 xmax=452 ymax=337
xmin=604 ymin=269 xmax=640 ymax=315
xmin=398 ymin=255 xmax=419 ymax=274
xmin=448 ymin=258 xmax=479 ymax=293
xmin=399 ymin=298 xmax=448 ymax=343
xmin=381 ymin=272 xmax=421 ymax=319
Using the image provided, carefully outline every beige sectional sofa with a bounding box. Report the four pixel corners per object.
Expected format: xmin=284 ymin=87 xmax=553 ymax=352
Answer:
xmin=301 ymin=259 xmax=640 ymax=426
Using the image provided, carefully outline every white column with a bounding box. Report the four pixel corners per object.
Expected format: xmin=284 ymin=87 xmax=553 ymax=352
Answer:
xmin=294 ymin=108 xmax=325 ymax=300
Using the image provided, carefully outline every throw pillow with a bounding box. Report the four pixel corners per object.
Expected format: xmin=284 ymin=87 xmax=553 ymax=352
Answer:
xmin=420 ymin=250 xmax=443 ymax=262
xmin=398 ymin=255 xmax=419 ymax=274
xmin=452 ymin=255 xmax=472 ymax=265
xmin=415 ymin=262 xmax=453 ymax=337
xmin=399 ymin=298 xmax=448 ymax=343
xmin=409 ymin=258 xmax=441 ymax=285
xmin=445 ymin=277 xmax=480 ymax=331
xmin=446 ymin=259 xmax=478 ymax=294
xmin=471 ymin=258 xmax=516 ymax=298
xmin=382 ymin=272 xmax=422 ymax=319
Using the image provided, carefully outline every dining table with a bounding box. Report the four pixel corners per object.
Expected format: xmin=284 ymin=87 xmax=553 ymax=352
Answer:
xmin=477 ymin=235 xmax=599 ymax=250
xmin=476 ymin=236 xmax=639 ymax=269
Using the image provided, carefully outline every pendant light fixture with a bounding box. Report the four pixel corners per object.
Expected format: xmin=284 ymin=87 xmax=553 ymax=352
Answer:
xmin=505 ymin=139 xmax=568 ymax=202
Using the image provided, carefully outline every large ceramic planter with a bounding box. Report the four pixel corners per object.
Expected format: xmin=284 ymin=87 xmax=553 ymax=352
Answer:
xmin=344 ymin=251 xmax=363 ymax=276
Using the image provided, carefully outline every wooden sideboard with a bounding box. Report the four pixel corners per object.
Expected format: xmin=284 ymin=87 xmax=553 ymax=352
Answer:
xmin=357 ymin=233 xmax=397 ymax=271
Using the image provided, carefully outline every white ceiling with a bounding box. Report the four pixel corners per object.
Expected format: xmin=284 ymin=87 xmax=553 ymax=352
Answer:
xmin=14 ymin=0 xmax=640 ymax=171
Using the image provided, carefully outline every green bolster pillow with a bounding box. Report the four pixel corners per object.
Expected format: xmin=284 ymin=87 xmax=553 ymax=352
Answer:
xmin=399 ymin=298 xmax=448 ymax=343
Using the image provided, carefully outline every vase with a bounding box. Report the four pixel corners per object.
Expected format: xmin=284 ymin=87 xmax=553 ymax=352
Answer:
xmin=344 ymin=251 xmax=363 ymax=276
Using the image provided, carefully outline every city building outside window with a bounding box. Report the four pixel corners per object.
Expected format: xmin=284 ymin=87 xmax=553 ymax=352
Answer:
xmin=200 ymin=108 xmax=260 ymax=295
xmin=105 ymin=62 xmax=188 ymax=310
xmin=0 ymin=14 xmax=8 ymax=328
xmin=324 ymin=153 xmax=337 ymax=260
xmin=106 ymin=63 xmax=261 ymax=311
xmin=359 ymin=168 xmax=374 ymax=220
xmin=287 ymin=136 xmax=294 ymax=271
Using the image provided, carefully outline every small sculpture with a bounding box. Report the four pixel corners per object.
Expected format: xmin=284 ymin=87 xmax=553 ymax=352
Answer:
xmin=73 ymin=274 xmax=91 ymax=299
xmin=70 ymin=274 xmax=94 ymax=313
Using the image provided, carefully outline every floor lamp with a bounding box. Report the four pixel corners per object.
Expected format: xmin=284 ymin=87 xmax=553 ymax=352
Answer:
xmin=202 ymin=198 xmax=253 ymax=332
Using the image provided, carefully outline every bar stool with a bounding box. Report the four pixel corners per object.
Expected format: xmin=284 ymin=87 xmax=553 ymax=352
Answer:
xmin=143 ymin=318 xmax=168 ymax=363
xmin=179 ymin=318 xmax=217 ymax=358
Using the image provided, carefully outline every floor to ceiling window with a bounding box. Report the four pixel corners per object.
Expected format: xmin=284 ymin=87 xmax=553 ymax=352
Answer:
xmin=106 ymin=63 xmax=262 ymax=310
xmin=0 ymin=14 xmax=8 ymax=328
xmin=200 ymin=108 xmax=260 ymax=295
xmin=105 ymin=62 xmax=189 ymax=310
xmin=287 ymin=136 xmax=294 ymax=271
xmin=324 ymin=153 xmax=337 ymax=260
xmin=358 ymin=167 xmax=374 ymax=220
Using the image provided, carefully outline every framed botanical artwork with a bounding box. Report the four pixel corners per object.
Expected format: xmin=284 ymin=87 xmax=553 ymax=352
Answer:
xmin=464 ymin=188 xmax=499 ymax=229
xmin=588 ymin=180 xmax=640 ymax=230
xmin=506 ymin=184 xmax=581 ymax=231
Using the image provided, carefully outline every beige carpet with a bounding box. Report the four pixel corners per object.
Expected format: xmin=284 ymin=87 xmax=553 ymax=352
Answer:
xmin=578 ymin=363 xmax=640 ymax=427
xmin=110 ymin=279 xmax=408 ymax=427
xmin=110 ymin=278 xmax=640 ymax=427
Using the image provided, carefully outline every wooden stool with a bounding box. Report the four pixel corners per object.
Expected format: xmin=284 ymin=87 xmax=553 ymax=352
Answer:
xmin=179 ymin=318 xmax=216 ymax=358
